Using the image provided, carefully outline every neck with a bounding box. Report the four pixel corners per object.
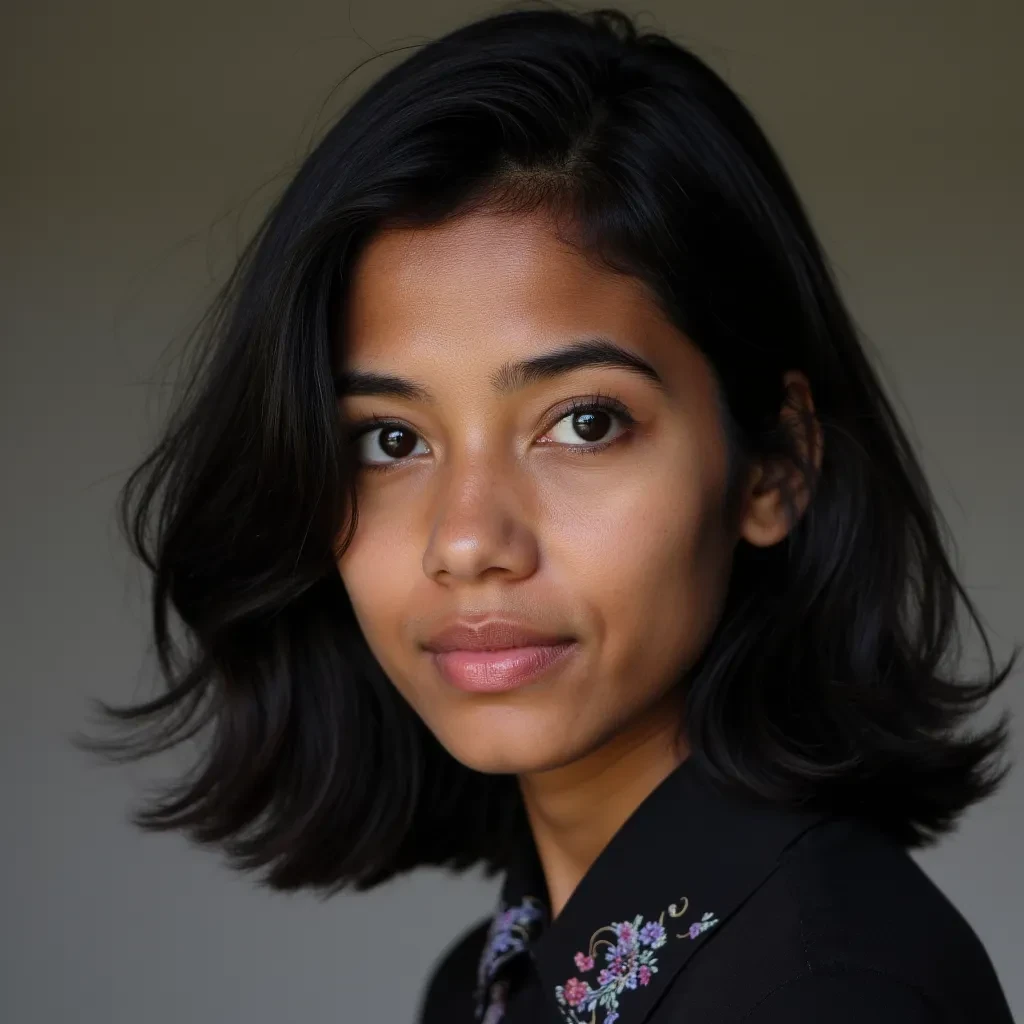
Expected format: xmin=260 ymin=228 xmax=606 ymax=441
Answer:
xmin=517 ymin=689 xmax=689 ymax=919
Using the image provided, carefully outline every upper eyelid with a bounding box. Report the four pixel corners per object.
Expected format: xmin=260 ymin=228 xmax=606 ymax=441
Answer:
xmin=542 ymin=395 xmax=634 ymax=430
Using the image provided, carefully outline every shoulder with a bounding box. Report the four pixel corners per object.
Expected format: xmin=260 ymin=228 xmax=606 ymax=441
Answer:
xmin=753 ymin=816 xmax=1011 ymax=1020
xmin=415 ymin=916 xmax=491 ymax=1024
xmin=672 ymin=814 xmax=1012 ymax=1021
xmin=776 ymin=816 xmax=995 ymax=969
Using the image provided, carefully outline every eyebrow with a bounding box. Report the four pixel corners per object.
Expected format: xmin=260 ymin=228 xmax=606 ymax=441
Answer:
xmin=333 ymin=337 xmax=665 ymax=401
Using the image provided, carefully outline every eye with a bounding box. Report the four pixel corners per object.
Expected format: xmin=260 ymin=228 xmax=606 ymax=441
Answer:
xmin=544 ymin=403 xmax=631 ymax=446
xmin=355 ymin=423 xmax=430 ymax=465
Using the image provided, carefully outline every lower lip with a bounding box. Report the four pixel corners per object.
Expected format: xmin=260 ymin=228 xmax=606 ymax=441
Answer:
xmin=431 ymin=642 xmax=578 ymax=693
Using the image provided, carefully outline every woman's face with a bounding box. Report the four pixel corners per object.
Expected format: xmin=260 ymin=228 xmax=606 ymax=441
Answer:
xmin=335 ymin=209 xmax=750 ymax=776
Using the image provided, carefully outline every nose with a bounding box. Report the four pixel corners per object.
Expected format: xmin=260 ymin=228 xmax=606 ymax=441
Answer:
xmin=421 ymin=454 xmax=539 ymax=585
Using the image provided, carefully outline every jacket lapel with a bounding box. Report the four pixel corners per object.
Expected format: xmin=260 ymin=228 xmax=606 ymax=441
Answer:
xmin=477 ymin=757 xmax=829 ymax=1024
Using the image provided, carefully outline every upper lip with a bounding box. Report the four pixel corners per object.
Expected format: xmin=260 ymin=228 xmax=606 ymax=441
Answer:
xmin=422 ymin=617 xmax=574 ymax=652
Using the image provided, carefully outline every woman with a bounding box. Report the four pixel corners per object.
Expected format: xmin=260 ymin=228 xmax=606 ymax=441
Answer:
xmin=82 ymin=7 xmax=1018 ymax=1023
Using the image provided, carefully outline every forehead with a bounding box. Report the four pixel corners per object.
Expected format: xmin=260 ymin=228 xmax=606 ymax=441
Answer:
xmin=341 ymin=209 xmax=667 ymax=363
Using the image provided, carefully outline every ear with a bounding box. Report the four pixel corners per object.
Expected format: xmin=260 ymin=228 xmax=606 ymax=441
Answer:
xmin=738 ymin=370 xmax=823 ymax=548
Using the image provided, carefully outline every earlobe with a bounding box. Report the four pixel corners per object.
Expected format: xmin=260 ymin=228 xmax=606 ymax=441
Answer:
xmin=738 ymin=370 xmax=823 ymax=549
xmin=738 ymin=463 xmax=798 ymax=548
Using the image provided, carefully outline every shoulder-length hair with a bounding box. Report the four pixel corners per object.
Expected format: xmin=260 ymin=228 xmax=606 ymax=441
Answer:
xmin=78 ymin=5 xmax=1017 ymax=894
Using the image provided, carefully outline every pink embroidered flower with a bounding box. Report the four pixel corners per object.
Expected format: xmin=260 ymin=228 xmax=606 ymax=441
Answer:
xmin=574 ymin=952 xmax=595 ymax=972
xmin=615 ymin=922 xmax=636 ymax=943
xmin=562 ymin=977 xmax=592 ymax=1008
xmin=639 ymin=965 xmax=652 ymax=986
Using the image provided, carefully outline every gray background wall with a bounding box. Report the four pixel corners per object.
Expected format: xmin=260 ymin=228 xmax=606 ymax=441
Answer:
xmin=2 ymin=1 xmax=1021 ymax=1021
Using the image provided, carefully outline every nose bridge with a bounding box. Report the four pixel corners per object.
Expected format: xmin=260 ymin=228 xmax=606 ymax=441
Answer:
xmin=422 ymin=443 xmax=536 ymax=582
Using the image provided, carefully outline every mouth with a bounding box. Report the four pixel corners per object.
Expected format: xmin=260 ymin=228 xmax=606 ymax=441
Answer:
xmin=430 ymin=641 xmax=579 ymax=692
xmin=422 ymin=618 xmax=579 ymax=693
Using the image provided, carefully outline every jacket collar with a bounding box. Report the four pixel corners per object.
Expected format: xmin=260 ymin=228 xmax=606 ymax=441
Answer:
xmin=474 ymin=756 xmax=829 ymax=1024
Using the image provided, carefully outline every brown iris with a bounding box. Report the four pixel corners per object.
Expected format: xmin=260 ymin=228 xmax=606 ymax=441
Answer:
xmin=571 ymin=409 xmax=612 ymax=442
xmin=378 ymin=426 xmax=418 ymax=459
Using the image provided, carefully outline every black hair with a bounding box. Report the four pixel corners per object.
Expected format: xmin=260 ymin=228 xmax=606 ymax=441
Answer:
xmin=76 ymin=4 xmax=1017 ymax=895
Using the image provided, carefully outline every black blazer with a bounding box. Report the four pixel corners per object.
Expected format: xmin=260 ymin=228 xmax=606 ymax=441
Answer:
xmin=417 ymin=757 xmax=1014 ymax=1023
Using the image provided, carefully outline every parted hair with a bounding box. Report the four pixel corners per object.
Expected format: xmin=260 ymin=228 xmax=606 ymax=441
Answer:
xmin=77 ymin=4 xmax=1016 ymax=895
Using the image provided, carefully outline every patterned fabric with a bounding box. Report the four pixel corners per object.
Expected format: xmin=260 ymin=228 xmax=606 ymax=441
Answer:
xmin=473 ymin=884 xmax=720 ymax=1019
xmin=474 ymin=895 xmax=546 ymax=1021
xmin=474 ymin=891 xmax=719 ymax=1024
xmin=553 ymin=903 xmax=719 ymax=1023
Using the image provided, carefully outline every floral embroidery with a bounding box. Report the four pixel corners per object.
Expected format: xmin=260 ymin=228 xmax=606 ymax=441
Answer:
xmin=553 ymin=898 xmax=719 ymax=1024
xmin=475 ymin=895 xmax=546 ymax=1021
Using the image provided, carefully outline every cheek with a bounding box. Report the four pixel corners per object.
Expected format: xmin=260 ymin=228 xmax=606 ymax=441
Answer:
xmin=336 ymin=515 xmax=419 ymax=666
xmin=538 ymin=454 xmax=732 ymax=680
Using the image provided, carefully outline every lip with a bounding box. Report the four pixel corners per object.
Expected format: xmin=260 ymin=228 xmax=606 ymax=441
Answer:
xmin=423 ymin=618 xmax=578 ymax=693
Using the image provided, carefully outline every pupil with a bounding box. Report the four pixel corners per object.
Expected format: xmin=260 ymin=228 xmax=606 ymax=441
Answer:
xmin=380 ymin=427 xmax=416 ymax=458
xmin=574 ymin=410 xmax=610 ymax=442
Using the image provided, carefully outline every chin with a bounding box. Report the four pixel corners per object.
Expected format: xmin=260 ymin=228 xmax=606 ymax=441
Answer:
xmin=437 ymin=709 xmax=590 ymax=776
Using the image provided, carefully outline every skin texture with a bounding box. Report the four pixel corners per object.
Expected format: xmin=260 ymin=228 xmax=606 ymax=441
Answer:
xmin=335 ymin=208 xmax=820 ymax=914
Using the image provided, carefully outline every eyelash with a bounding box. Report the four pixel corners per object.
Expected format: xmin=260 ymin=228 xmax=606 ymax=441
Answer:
xmin=348 ymin=392 xmax=637 ymax=472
